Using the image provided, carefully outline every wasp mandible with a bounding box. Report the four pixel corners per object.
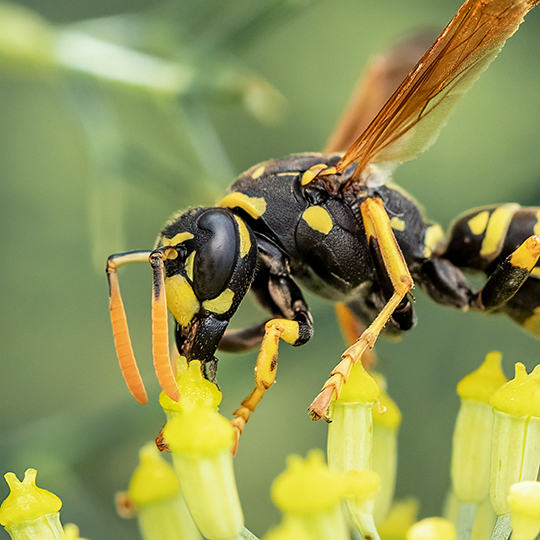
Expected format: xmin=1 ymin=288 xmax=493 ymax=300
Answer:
xmin=107 ymin=0 xmax=540 ymax=435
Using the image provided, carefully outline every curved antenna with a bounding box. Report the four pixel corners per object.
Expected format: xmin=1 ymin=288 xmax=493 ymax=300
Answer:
xmin=150 ymin=250 xmax=180 ymax=402
xmin=106 ymin=251 xmax=152 ymax=404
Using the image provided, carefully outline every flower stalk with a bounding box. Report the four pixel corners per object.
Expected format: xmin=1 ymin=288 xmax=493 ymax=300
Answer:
xmin=450 ymin=351 xmax=507 ymax=540
xmin=489 ymin=364 xmax=540 ymax=517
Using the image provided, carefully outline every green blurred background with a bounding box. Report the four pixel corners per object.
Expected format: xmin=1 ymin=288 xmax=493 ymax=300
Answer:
xmin=1 ymin=0 xmax=540 ymax=538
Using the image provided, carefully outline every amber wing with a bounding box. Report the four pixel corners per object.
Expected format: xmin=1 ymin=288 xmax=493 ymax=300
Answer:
xmin=337 ymin=0 xmax=540 ymax=185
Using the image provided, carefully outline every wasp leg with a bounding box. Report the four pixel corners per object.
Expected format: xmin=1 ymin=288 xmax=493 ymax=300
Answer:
xmin=230 ymin=237 xmax=313 ymax=449
xmin=471 ymin=236 xmax=540 ymax=311
xmin=309 ymin=198 xmax=414 ymax=421
xmin=106 ymin=250 xmax=153 ymax=404
xmin=217 ymin=321 xmax=267 ymax=353
xmin=335 ymin=303 xmax=378 ymax=370
xmin=418 ymin=236 xmax=540 ymax=314
xmin=230 ymin=318 xmax=301 ymax=451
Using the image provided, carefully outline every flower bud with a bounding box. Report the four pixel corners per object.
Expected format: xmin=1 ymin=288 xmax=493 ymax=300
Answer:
xmin=128 ymin=443 xmax=202 ymax=540
xmin=0 ymin=469 xmax=63 ymax=540
xmin=406 ymin=518 xmax=456 ymax=540
xmin=508 ymin=481 xmax=540 ymax=540
xmin=61 ymin=524 xmax=88 ymax=540
xmin=163 ymin=402 xmax=243 ymax=540
xmin=271 ymin=450 xmax=350 ymax=540
xmin=159 ymin=358 xmax=221 ymax=419
xmin=378 ymin=498 xmax=420 ymax=540
xmin=490 ymin=363 xmax=540 ymax=515
xmin=327 ymin=362 xmax=380 ymax=473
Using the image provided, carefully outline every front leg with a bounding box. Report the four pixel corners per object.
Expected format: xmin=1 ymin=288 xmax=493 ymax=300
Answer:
xmin=309 ymin=197 xmax=414 ymax=421
xmin=231 ymin=238 xmax=313 ymax=447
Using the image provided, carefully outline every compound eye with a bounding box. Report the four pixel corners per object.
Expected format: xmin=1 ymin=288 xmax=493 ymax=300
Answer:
xmin=193 ymin=209 xmax=238 ymax=301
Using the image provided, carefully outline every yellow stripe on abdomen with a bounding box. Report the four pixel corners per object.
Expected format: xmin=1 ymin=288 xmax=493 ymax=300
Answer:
xmin=480 ymin=204 xmax=520 ymax=259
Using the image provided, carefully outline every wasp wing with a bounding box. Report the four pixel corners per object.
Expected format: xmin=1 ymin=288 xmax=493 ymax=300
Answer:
xmin=325 ymin=32 xmax=435 ymax=154
xmin=337 ymin=0 xmax=539 ymax=186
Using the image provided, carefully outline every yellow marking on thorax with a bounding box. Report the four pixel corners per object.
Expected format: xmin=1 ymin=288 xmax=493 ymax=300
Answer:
xmin=534 ymin=210 xmax=540 ymax=236
xmin=219 ymin=192 xmax=267 ymax=219
xmin=531 ymin=267 xmax=540 ymax=279
xmin=277 ymin=172 xmax=298 ymax=176
xmin=467 ymin=211 xmax=489 ymax=236
xmin=480 ymin=204 xmax=520 ymax=258
xmin=203 ymin=288 xmax=235 ymax=315
xmin=301 ymin=163 xmax=328 ymax=186
xmin=390 ymin=217 xmax=405 ymax=232
xmin=302 ymin=206 xmax=333 ymax=234
xmin=161 ymin=231 xmax=194 ymax=246
xmin=165 ymin=275 xmax=200 ymax=327
xmin=423 ymin=223 xmax=445 ymax=258
xmin=252 ymin=165 xmax=265 ymax=179
xmin=184 ymin=251 xmax=195 ymax=281
xmin=233 ymin=215 xmax=251 ymax=258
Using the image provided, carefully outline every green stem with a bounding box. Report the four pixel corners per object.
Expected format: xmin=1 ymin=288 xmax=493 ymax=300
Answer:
xmin=456 ymin=503 xmax=477 ymax=540
xmin=490 ymin=515 xmax=512 ymax=540
xmin=238 ymin=527 xmax=260 ymax=540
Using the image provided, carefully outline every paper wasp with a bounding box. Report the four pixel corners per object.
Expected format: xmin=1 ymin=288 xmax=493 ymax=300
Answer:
xmin=107 ymin=0 xmax=540 ymax=436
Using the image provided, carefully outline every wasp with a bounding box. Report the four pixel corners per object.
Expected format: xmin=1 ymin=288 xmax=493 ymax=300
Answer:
xmin=107 ymin=0 xmax=540 ymax=436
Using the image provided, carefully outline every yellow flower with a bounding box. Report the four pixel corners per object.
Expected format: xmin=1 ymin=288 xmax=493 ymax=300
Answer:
xmin=128 ymin=443 xmax=202 ymax=540
xmin=0 ymin=469 xmax=63 ymax=540
xmin=163 ymin=402 xmax=243 ymax=540
xmin=508 ymin=481 xmax=540 ymax=540
xmin=490 ymin=364 xmax=540 ymax=516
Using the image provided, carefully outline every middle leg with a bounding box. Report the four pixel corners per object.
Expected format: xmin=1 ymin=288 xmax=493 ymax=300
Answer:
xmin=309 ymin=197 xmax=414 ymax=420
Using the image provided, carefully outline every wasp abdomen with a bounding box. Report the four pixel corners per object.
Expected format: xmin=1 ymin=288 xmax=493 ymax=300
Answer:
xmin=442 ymin=203 xmax=539 ymax=271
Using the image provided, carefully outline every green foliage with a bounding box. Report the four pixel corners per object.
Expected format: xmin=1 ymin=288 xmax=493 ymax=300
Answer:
xmin=0 ymin=1 xmax=539 ymax=539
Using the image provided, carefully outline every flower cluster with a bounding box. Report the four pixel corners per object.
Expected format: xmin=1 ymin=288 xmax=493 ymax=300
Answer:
xmin=1 ymin=353 xmax=540 ymax=540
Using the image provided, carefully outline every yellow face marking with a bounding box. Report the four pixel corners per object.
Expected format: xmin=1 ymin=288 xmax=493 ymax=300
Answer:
xmin=252 ymin=165 xmax=265 ymax=179
xmin=302 ymin=206 xmax=333 ymax=234
xmin=534 ymin=210 xmax=540 ymax=236
xmin=523 ymin=306 xmax=540 ymax=336
xmin=184 ymin=251 xmax=195 ymax=281
xmin=480 ymin=204 xmax=520 ymax=258
xmin=467 ymin=211 xmax=489 ymax=236
xmin=233 ymin=215 xmax=251 ymax=258
xmin=203 ymin=288 xmax=235 ymax=315
xmin=301 ymin=163 xmax=328 ymax=186
xmin=165 ymin=275 xmax=200 ymax=327
xmin=219 ymin=192 xmax=267 ymax=219
xmin=162 ymin=232 xmax=194 ymax=246
xmin=390 ymin=217 xmax=405 ymax=232
xmin=423 ymin=223 xmax=445 ymax=257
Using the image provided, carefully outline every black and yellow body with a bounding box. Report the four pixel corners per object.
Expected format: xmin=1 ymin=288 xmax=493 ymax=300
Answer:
xmin=106 ymin=1 xmax=540 ymax=431
xmin=107 ymin=151 xmax=540 ymax=424
xmin=220 ymin=153 xmax=540 ymax=342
